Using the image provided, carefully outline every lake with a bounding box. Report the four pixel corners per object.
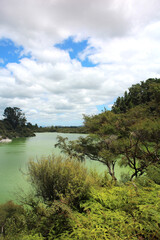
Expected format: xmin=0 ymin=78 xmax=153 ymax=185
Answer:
xmin=0 ymin=132 xmax=127 ymax=203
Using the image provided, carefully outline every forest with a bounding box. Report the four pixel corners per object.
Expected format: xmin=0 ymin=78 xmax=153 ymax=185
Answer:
xmin=0 ymin=78 xmax=160 ymax=240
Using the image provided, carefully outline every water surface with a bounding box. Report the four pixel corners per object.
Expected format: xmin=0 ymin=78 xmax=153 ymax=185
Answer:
xmin=0 ymin=132 xmax=127 ymax=203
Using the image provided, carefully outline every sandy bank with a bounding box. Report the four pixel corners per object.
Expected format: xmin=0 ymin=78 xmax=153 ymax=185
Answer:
xmin=0 ymin=137 xmax=12 ymax=143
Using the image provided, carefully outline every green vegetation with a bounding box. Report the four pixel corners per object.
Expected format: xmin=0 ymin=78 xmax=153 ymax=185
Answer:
xmin=26 ymin=156 xmax=91 ymax=208
xmin=0 ymin=107 xmax=35 ymax=139
xmin=36 ymin=126 xmax=87 ymax=134
xmin=0 ymin=78 xmax=160 ymax=239
xmin=0 ymin=156 xmax=160 ymax=239
xmin=112 ymin=78 xmax=160 ymax=114
xmin=3 ymin=107 xmax=27 ymax=129
xmin=56 ymin=78 xmax=160 ymax=181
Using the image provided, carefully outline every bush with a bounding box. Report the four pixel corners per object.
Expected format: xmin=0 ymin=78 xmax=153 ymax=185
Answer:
xmin=27 ymin=155 xmax=91 ymax=207
xmin=2 ymin=171 xmax=160 ymax=239
xmin=0 ymin=201 xmax=26 ymax=238
xmin=120 ymin=172 xmax=131 ymax=183
xmin=55 ymin=183 xmax=160 ymax=239
xmin=146 ymin=164 xmax=160 ymax=184
xmin=21 ymin=233 xmax=44 ymax=240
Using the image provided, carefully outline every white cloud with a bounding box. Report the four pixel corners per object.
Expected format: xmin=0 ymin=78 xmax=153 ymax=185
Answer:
xmin=0 ymin=0 xmax=160 ymax=125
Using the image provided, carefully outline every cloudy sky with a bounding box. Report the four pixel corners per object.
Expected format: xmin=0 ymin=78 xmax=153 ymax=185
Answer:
xmin=0 ymin=0 xmax=160 ymax=126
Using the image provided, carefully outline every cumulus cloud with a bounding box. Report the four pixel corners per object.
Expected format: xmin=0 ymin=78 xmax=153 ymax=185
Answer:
xmin=0 ymin=0 xmax=160 ymax=125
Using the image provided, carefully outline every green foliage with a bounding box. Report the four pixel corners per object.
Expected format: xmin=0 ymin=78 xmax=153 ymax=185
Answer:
xmin=56 ymin=133 xmax=118 ymax=181
xmin=36 ymin=126 xmax=87 ymax=134
xmin=0 ymin=201 xmax=26 ymax=238
xmin=146 ymin=164 xmax=160 ymax=184
xmin=56 ymin=77 xmax=160 ymax=181
xmin=83 ymin=111 xmax=119 ymax=135
xmin=1 ymin=233 xmax=44 ymax=240
xmin=52 ymin=183 xmax=160 ymax=240
xmin=21 ymin=234 xmax=44 ymax=240
xmin=117 ymin=116 xmax=160 ymax=179
xmin=0 ymin=107 xmax=35 ymax=139
xmin=27 ymin=155 xmax=91 ymax=207
xmin=55 ymin=111 xmax=122 ymax=181
xmin=2 ymin=171 xmax=160 ymax=240
xmin=120 ymin=172 xmax=131 ymax=183
xmin=112 ymin=78 xmax=160 ymax=114
xmin=56 ymin=103 xmax=160 ymax=180
xmin=22 ymin=201 xmax=73 ymax=239
xmin=3 ymin=107 xmax=27 ymax=129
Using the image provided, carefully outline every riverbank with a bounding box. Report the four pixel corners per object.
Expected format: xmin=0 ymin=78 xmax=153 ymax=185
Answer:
xmin=0 ymin=119 xmax=36 ymax=140
xmin=0 ymin=137 xmax=12 ymax=143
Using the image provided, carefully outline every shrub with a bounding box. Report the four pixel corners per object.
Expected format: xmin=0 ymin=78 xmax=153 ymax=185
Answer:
xmin=27 ymin=155 xmax=91 ymax=207
xmin=146 ymin=164 xmax=160 ymax=184
xmin=21 ymin=234 xmax=44 ymax=240
xmin=0 ymin=201 xmax=26 ymax=238
xmin=55 ymin=183 xmax=160 ymax=239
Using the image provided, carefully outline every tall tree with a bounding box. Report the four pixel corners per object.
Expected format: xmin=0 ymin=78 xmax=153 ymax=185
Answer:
xmin=3 ymin=107 xmax=26 ymax=129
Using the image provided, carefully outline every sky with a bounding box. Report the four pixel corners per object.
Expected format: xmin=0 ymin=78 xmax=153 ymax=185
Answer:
xmin=0 ymin=0 xmax=160 ymax=126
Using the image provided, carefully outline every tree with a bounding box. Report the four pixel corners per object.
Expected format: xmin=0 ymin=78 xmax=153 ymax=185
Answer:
xmin=56 ymin=135 xmax=118 ymax=181
xmin=56 ymin=111 xmax=120 ymax=181
xmin=3 ymin=107 xmax=27 ymax=129
xmin=114 ymin=119 xmax=160 ymax=179
xmin=55 ymin=78 xmax=160 ymax=181
xmin=112 ymin=78 xmax=160 ymax=113
xmin=56 ymin=104 xmax=160 ymax=181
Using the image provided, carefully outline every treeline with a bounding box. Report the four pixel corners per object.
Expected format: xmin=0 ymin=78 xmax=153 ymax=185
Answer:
xmin=112 ymin=78 xmax=160 ymax=114
xmin=0 ymin=107 xmax=35 ymax=139
xmin=0 ymin=108 xmax=86 ymax=140
xmin=36 ymin=125 xmax=87 ymax=134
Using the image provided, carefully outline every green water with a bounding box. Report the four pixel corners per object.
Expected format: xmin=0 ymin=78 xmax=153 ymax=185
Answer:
xmin=0 ymin=132 xmax=127 ymax=203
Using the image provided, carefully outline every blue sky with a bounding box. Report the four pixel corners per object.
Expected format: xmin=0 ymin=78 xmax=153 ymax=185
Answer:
xmin=55 ymin=37 xmax=97 ymax=67
xmin=0 ymin=37 xmax=97 ymax=68
xmin=0 ymin=38 xmax=23 ymax=67
xmin=0 ymin=0 xmax=160 ymax=126
xmin=0 ymin=38 xmax=32 ymax=68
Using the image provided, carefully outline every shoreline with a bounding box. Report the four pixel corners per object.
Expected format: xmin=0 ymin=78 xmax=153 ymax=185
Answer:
xmin=0 ymin=137 xmax=12 ymax=143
